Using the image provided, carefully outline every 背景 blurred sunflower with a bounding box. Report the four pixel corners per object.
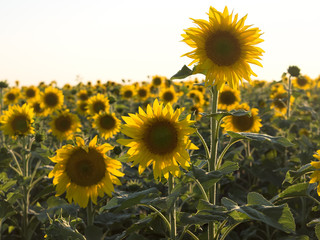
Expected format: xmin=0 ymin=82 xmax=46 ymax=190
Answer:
xmin=182 ymin=6 xmax=264 ymax=90
xmin=40 ymin=87 xmax=64 ymax=114
xmin=49 ymin=136 xmax=124 ymax=208
xmin=218 ymin=85 xmax=240 ymax=110
xmin=292 ymin=75 xmax=311 ymax=90
xmin=0 ymin=103 xmax=34 ymax=137
xmin=87 ymin=93 xmax=110 ymax=115
xmin=309 ymin=150 xmax=320 ymax=196
xmin=23 ymin=85 xmax=40 ymax=102
xmin=135 ymin=85 xmax=150 ymax=101
xmin=270 ymin=89 xmax=294 ymax=117
xmin=49 ymin=110 xmax=81 ymax=141
xmin=118 ymin=99 xmax=198 ymax=180
xmin=221 ymin=103 xmax=261 ymax=132
xmin=77 ymin=89 xmax=90 ymax=101
xmin=159 ymin=85 xmax=180 ymax=104
xmin=120 ymin=85 xmax=135 ymax=100
xmin=92 ymin=112 xmax=121 ymax=139
xmin=76 ymin=100 xmax=88 ymax=116
xmin=4 ymin=88 xmax=20 ymax=105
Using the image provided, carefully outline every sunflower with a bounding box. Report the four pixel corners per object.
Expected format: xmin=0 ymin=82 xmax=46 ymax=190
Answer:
xmin=118 ymin=99 xmax=198 ymax=180
xmin=135 ymin=85 xmax=150 ymax=101
xmin=92 ymin=112 xmax=121 ymax=139
xmin=4 ymin=88 xmax=20 ymax=105
xmin=292 ymin=75 xmax=311 ymax=90
xmin=151 ymin=75 xmax=166 ymax=88
xmin=182 ymin=6 xmax=264 ymax=90
xmin=49 ymin=110 xmax=81 ymax=141
xmin=48 ymin=136 xmax=124 ymax=208
xmin=0 ymin=103 xmax=34 ymax=137
xmin=77 ymin=89 xmax=89 ymax=101
xmin=40 ymin=87 xmax=64 ymax=114
xmin=187 ymin=89 xmax=205 ymax=105
xmin=218 ymin=85 xmax=241 ymax=110
xmin=23 ymin=86 xmax=40 ymax=102
xmin=221 ymin=103 xmax=261 ymax=133
xmin=87 ymin=93 xmax=110 ymax=115
xmin=271 ymin=83 xmax=285 ymax=93
xmin=189 ymin=104 xmax=203 ymax=121
xmin=309 ymin=150 xmax=320 ymax=196
xmin=120 ymin=85 xmax=135 ymax=100
xmin=76 ymin=100 xmax=88 ymax=116
xmin=30 ymin=98 xmax=47 ymax=117
xmin=270 ymin=90 xmax=294 ymax=117
xmin=159 ymin=86 xmax=180 ymax=104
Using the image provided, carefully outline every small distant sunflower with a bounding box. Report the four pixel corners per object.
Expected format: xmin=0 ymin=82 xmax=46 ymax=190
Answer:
xmin=120 ymin=85 xmax=135 ymax=100
xmin=292 ymin=75 xmax=311 ymax=90
xmin=76 ymin=101 xmax=88 ymax=116
xmin=136 ymin=86 xmax=150 ymax=101
xmin=49 ymin=110 xmax=81 ymax=141
xmin=0 ymin=104 xmax=34 ymax=137
xmin=270 ymin=90 xmax=294 ymax=117
xmin=40 ymin=87 xmax=64 ymax=114
xmin=218 ymin=85 xmax=241 ymax=110
xmin=23 ymin=86 xmax=40 ymax=102
xmin=221 ymin=103 xmax=262 ymax=132
xmin=252 ymin=80 xmax=267 ymax=88
xmin=87 ymin=93 xmax=110 ymax=115
xmin=189 ymin=104 xmax=203 ymax=121
xmin=30 ymin=98 xmax=47 ymax=117
xmin=182 ymin=6 xmax=264 ymax=90
xmin=271 ymin=83 xmax=285 ymax=93
xmin=77 ymin=89 xmax=89 ymax=101
xmin=188 ymin=89 xmax=205 ymax=105
xmin=92 ymin=112 xmax=121 ymax=139
xmin=49 ymin=136 xmax=124 ymax=208
xmin=118 ymin=99 xmax=198 ymax=180
xmin=309 ymin=150 xmax=320 ymax=196
xmin=151 ymin=75 xmax=166 ymax=88
xmin=159 ymin=86 xmax=179 ymax=104
xmin=4 ymin=88 xmax=20 ymax=105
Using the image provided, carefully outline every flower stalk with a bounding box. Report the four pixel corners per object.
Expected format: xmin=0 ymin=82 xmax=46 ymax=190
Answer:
xmin=168 ymin=173 xmax=177 ymax=240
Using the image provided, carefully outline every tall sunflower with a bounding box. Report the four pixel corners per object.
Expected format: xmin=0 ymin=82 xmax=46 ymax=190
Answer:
xmin=118 ymin=99 xmax=198 ymax=180
xmin=221 ymin=103 xmax=261 ymax=133
xmin=49 ymin=136 xmax=124 ymax=208
xmin=218 ymin=85 xmax=241 ymax=110
xmin=87 ymin=93 xmax=110 ymax=115
xmin=40 ymin=87 xmax=64 ymax=114
xmin=0 ymin=103 xmax=34 ymax=137
xmin=49 ymin=110 xmax=81 ymax=141
xmin=92 ymin=112 xmax=121 ymax=139
xmin=182 ymin=6 xmax=264 ymax=90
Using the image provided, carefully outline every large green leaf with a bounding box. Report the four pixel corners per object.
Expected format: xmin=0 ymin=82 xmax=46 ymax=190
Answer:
xmin=202 ymin=109 xmax=251 ymax=121
xmin=170 ymin=65 xmax=194 ymax=80
xmin=283 ymin=163 xmax=315 ymax=185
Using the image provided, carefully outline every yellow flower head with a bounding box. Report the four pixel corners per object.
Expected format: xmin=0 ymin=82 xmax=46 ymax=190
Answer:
xmin=92 ymin=112 xmax=121 ymax=139
xmin=309 ymin=150 xmax=320 ymax=196
xmin=120 ymin=85 xmax=135 ymax=100
xmin=151 ymin=75 xmax=166 ymax=88
xmin=40 ymin=87 xmax=64 ymax=114
xmin=118 ymin=99 xmax=198 ymax=180
xmin=23 ymin=86 xmax=40 ymax=102
xmin=182 ymin=6 xmax=264 ymax=90
xmin=49 ymin=110 xmax=82 ymax=141
xmin=292 ymin=75 xmax=311 ymax=90
xmin=4 ymin=88 xmax=20 ymax=105
xmin=87 ymin=93 xmax=110 ymax=115
xmin=135 ymin=85 xmax=150 ymax=101
xmin=218 ymin=85 xmax=241 ymax=110
xmin=49 ymin=136 xmax=124 ymax=208
xmin=0 ymin=103 xmax=34 ymax=137
xmin=76 ymin=100 xmax=88 ymax=116
xmin=270 ymin=89 xmax=294 ymax=117
xmin=221 ymin=103 xmax=262 ymax=133
xmin=77 ymin=89 xmax=89 ymax=101
xmin=187 ymin=89 xmax=205 ymax=105
xmin=159 ymin=86 xmax=180 ymax=104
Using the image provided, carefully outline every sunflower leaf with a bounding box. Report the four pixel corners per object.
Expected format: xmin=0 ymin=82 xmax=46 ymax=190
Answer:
xmin=201 ymin=109 xmax=251 ymax=121
xmin=170 ymin=65 xmax=194 ymax=80
xmin=282 ymin=163 xmax=315 ymax=185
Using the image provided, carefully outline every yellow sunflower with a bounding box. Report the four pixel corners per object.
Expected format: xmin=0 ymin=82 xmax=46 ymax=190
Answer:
xmin=23 ymin=85 xmax=40 ymax=102
xmin=77 ymin=89 xmax=89 ymax=101
xmin=221 ymin=103 xmax=262 ymax=133
xmin=30 ymin=98 xmax=47 ymax=117
xmin=135 ymin=85 xmax=150 ymax=101
xmin=182 ymin=6 xmax=264 ymax=90
xmin=92 ymin=112 xmax=121 ymax=139
xmin=49 ymin=110 xmax=81 ymax=141
xmin=151 ymin=75 xmax=166 ymax=88
xmin=87 ymin=93 xmax=110 ymax=115
xmin=189 ymin=104 xmax=203 ymax=121
xmin=0 ymin=103 xmax=34 ymax=137
xmin=218 ymin=85 xmax=241 ymax=110
xmin=292 ymin=75 xmax=311 ymax=90
xmin=49 ymin=136 xmax=124 ymax=208
xmin=309 ymin=150 xmax=320 ymax=196
xmin=120 ymin=85 xmax=135 ymax=100
xmin=40 ymin=87 xmax=64 ymax=114
xmin=187 ymin=89 xmax=205 ymax=105
xmin=117 ymin=99 xmax=198 ymax=180
xmin=76 ymin=100 xmax=88 ymax=116
xmin=159 ymin=86 xmax=180 ymax=104
xmin=4 ymin=88 xmax=20 ymax=105
xmin=270 ymin=89 xmax=294 ymax=117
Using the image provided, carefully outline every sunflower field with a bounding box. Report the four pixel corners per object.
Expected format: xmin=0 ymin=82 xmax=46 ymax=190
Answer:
xmin=1 ymin=6 xmax=320 ymax=240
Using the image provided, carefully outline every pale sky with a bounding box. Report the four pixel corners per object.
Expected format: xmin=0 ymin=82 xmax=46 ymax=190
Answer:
xmin=1 ymin=0 xmax=320 ymax=87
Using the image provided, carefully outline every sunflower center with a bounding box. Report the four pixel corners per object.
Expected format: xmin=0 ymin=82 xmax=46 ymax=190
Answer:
xmin=138 ymin=89 xmax=147 ymax=98
xmin=26 ymin=88 xmax=36 ymax=98
xmin=273 ymin=99 xmax=286 ymax=109
xmin=6 ymin=93 xmax=16 ymax=101
xmin=54 ymin=115 xmax=72 ymax=132
xmin=99 ymin=114 xmax=116 ymax=130
xmin=33 ymin=103 xmax=44 ymax=113
xmin=297 ymin=77 xmax=307 ymax=87
xmin=79 ymin=93 xmax=88 ymax=101
xmin=219 ymin=91 xmax=236 ymax=105
xmin=231 ymin=115 xmax=254 ymax=132
xmin=93 ymin=101 xmax=106 ymax=114
xmin=79 ymin=102 xmax=88 ymax=112
xmin=190 ymin=106 xmax=199 ymax=115
xmin=11 ymin=115 xmax=29 ymax=133
xmin=153 ymin=77 xmax=161 ymax=86
xmin=143 ymin=118 xmax=178 ymax=155
xmin=205 ymin=30 xmax=241 ymax=66
xmin=44 ymin=92 xmax=59 ymax=107
xmin=66 ymin=147 xmax=106 ymax=186
xmin=124 ymin=90 xmax=133 ymax=98
xmin=163 ymin=91 xmax=174 ymax=102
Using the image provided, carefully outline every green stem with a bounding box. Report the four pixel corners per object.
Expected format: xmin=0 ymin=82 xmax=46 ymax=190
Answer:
xmin=287 ymin=75 xmax=292 ymax=119
xmin=216 ymin=139 xmax=241 ymax=170
xmin=186 ymin=230 xmax=200 ymax=240
xmin=193 ymin=178 xmax=209 ymax=202
xmin=86 ymin=199 xmax=94 ymax=226
xmin=168 ymin=173 xmax=177 ymax=240
xmin=138 ymin=204 xmax=171 ymax=230
xmin=195 ymin=129 xmax=210 ymax=160
xmin=208 ymin=86 xmax=219 ymax=240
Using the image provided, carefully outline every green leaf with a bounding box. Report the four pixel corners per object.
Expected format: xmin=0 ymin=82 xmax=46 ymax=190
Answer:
xmin=283 ymin=163 xmax=315 ymax=184
xmin=271 ymin=183 xmax=317 ymax=203
xmin=218 ymin=161 xmax=239 ymax=175
xmin=316 ymin=223 xmax=320 ymax=240
xmin=179 ymin=212 xmax=225 ymax=224
xmin=202 ymin=109 xmax=251 ymax=121
xmin=0 ymin=200 xmax=15 ymax=220
xmin=247 ymin=192 xmax=273 ymax=206
xmin=226 ymin=131 xmax=294 ymax=147
xmin=85 ymin=225 xmax=103 ymax=240
xmin=170 ymin=65 xmax=193 ymax=80
xmin=46 ymin=217 xmax=86 ymax=240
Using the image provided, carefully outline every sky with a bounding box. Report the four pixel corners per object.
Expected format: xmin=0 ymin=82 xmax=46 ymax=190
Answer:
xmin=1 ymin=0 xmax=320 ymax=87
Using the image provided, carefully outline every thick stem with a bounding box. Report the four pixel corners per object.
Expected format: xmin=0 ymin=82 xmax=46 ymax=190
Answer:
xmin=86 ymin=199 xmax=94 ymax=227
xmin=168 ymin=174 xmax=177 ymax=240
xmin=208 ymin=86 xmax=219 ymax=240
xmin=286 ymin=75 xmax=292 ymax=119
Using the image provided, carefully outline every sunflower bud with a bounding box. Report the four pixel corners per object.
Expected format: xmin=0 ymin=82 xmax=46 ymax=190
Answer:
xmin=287 ymin=66 xmax=300 ymax=77
xmin=0 ymin=81 xmax=9 ymax=89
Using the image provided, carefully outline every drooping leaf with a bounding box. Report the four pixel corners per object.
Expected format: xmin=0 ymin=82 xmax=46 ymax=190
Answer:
xmin=283 ymin=163 xmax=315 ymax=185
xmin=170 ymin=65 xmax=193 ymax=80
